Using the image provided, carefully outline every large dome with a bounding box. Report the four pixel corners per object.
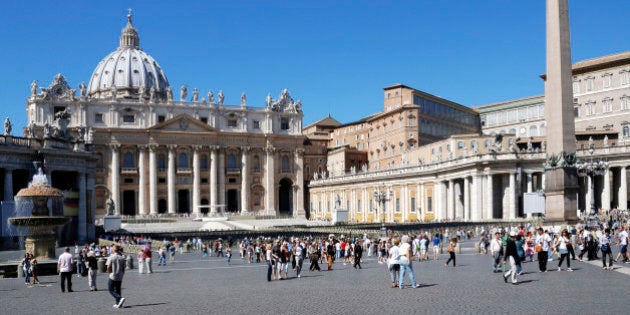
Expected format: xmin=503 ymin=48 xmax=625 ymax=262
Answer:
xmin=87 ymin=14 xmax=170 ymax=100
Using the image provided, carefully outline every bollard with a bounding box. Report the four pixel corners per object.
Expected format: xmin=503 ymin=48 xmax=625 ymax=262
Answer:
xmin=125 ymin=255 xmax=134 ymax=270
xmin=17 ymin=264 xmax=24 ymax=278
xmin=455 ymin=243 xmax=461 ymax=254
xmin=97 ymin=257 xmax=106 ymax=273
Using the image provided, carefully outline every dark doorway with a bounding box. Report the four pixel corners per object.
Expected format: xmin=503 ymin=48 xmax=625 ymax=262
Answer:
xmin=200 ymin=198 xmax=209 ymax=215
xmin=12 ymin=169 xmax=30 ymax=197
xmin=158 ymin=199 xmax=167 ymax=214
xmin=227 ymin=189 xmax=238 ymax=212
xmin=278 ymin=178 xmax=293 ymax=216
xmin=178 ymin=190 xmax=190 ymax=213
xmin=122 ymin=190 xmax=136 ymax=216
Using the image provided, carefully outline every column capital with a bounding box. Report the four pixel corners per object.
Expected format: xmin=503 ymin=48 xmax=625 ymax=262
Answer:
xmin=294 ymin=148 xmax=305 ymax=156
xmin=137 ymin=144 xmax=149 ymax=151
xmin=191 ymin=145 xmax=202 ymax=152
xmin=109 ymin=143 xmax=121 ymax=151
xmin=167 ymin=144 xmax=177 ymax=151
xmin=265 ymin=146 xmax=276 ymax=154
xmin=149 ymin=143 xmax=159 ymax=152
xmin=240 ymin=146 xmax=251 ymax=153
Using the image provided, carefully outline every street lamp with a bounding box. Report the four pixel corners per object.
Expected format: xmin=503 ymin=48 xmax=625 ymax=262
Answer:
xmin=576 ymin=146 xmax=609 ymax=227
xmin=374 ymin=184 xmax=393 ymax=237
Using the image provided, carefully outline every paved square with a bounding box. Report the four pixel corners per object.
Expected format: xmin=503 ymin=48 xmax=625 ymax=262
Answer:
xmin=1 ymin=238 xmax=628 ymax=314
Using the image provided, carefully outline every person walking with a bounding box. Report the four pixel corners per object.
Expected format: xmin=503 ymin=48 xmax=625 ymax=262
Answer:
xmin=86 ymin=251 xmax=98 ymax=291
xmin=614 ymin=226 xmax=628 ymax=263
xmin=398 ymin=235 xmax=420 ymax=289
xmin=106 ymin=245 xmax=126 ymax=309
xmin=535 ymin=228 xmax=552 ymax=272
xmin=265 ymin=244 xmax=273 ymax=281
xmin=503 ymin=231 xmax=520 ymax=285
xmin=555 ymin=230 xmax=573 ymax=272
xmin=144 ymin=245 xmax=153 ymax=274
xmin=444 ymin=237 xmax=458 ymax=267
xmin=490 ymin=232 xmax=503 ymax=272
xmin=57 ymin=247 xmax=74 ymax=293
xmin=353 ymin=240 xmax=363 ymax=269
xmin=30 ymin=254 xmax=40 ymax=284
xmin=601 ymin=228 xmax=614 ymax=270
xmin=388 ymin=238 xmax=401 ymax=288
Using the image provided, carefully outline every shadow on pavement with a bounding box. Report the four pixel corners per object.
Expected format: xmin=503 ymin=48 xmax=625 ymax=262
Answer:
xmin=123 ymin=302 xmax=169 ymax=309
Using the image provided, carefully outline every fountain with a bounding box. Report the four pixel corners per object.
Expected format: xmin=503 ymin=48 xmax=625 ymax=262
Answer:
xmin=8 ymin=166 xmax=68 ymax=259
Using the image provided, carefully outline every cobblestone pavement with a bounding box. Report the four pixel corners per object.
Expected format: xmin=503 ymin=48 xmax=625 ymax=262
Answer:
xmin=1 ymin=238 xmax=628 ymax=314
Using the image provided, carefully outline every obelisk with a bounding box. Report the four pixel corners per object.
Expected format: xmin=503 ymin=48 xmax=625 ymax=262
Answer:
xmin=543 ymin=0 xmax=578 ymax=222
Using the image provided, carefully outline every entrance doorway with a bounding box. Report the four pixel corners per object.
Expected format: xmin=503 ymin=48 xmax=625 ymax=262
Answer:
xmin=227 ymin=189 xmax=238 ymax=212
xmin=178 ymin=190 xmax=190 ymax=214
xmin=158 ymin=199 xmax=167 ymax=214
xmin=122 ymin=190 xmax=136 ymax=216
xmin=278 ymin=178 xmax=293 ymax=216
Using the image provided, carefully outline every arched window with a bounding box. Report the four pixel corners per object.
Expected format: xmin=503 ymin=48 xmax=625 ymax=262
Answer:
xmin=540 ymin=124 xmax=546 ymax=136
xmin=529 ymin=125 xmax=538 ymax=137
xmin=178 ymin=152 xmax=189 ymax=168
xmin=158 ymin=155 xmax=166 ymax=170
xmin=281 ymin=155 xmax=291 ymax=172
xmin=123 ymin=152 xmax=134 ymax=168
xmin=623 ymin=126 xmax=630 ymax=137
xmin=227 ymin=154 xmax=237 ymax=169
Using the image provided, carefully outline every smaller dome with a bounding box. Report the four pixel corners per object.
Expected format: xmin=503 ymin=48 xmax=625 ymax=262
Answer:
xmin=87 ymin=13 xmax=170 ymax=101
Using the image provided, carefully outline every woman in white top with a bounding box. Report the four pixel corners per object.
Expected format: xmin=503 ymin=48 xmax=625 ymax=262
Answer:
xmin=555 ymin=230 xmax=573 ymax=271
xmin=387 ymin=238 xmax=400 ymax=288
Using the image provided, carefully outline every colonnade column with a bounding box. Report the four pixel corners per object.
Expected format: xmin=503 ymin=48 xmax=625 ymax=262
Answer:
xmin=265 ymin=146 xmax=276 ymax=215
xmin=192 ymin=145 xmax=201 ymax=216
xmin=471 ymin=174 xmax=481 ymax=221
xmin=619 ymin=166 xmax=628 ymax=210
xmin=138 ymin=145 xmax=147 ymax=216
xmin=447 ymin=180 xmax=454 ymax=220
xmin=148 ymin=145 xmax=158 ymax=215
xmin=210 ymin=146 xmax=218 ymax=214
xmin=485 ymin=174 xmax=493 ymax=219
xmin=463 ymin=177 xmax=470 ymax=221
xmin=602 ymin=169 xmax=611 ymax=211
xmin=110 ymin=144 xmax=120 ymax=215
xmin=77 ymin=172 xmax=87 ymax=243
xmin=526 ymin=173 xmax=533 ymax=193
xmin=507 ymin=172 xmax=516 ymax=220
xmin=3 ymin=167 xmax=13 ymax=201
xmin=240 ymin=146 xmax=250 ymax=214
xmin=586 ymin=175 xmax=593 ymax=212
xmin=418 ymin=183 xmax=424 ymax=221
xmin=402 ymin=185 xmax=409 ymax=222
xmin=218 ymin=148 xmax=226 ymax=213
xmin=167 ymin=145 xmax=176 ymax=214
xmin=294 ymin=149 xmax=305 ymax=217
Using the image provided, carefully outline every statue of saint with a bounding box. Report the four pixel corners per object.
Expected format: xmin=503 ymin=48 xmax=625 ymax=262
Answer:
xmin=27 ymin=121 xmax=35 ymax=138
xmin=192 ymin=88 xmax=199 ymax=102
xmin=106 ymin=198 xmax=116 ymax=216
xmin=43 ymin=122 xmax=51 ymax=138
xmin=30 ymin=80 xmax=38 ymax=96
xmin=166 ymin=86 xmax=173 ymax=101
xmin=208 ymin=90 xmax=214 ymax=105
xmin=3 ymin=117 xmax=11 ymax=136
xmin=218 ymin=90 xmax=225 ymax=106
xmin=241 ymin=92 xmax=246 ymax=106
xmin=266 ymin=94 xmax=272 ymax=108
xmin=79 ymin=82 xmax=87 ymax=97
xmin=149 ymin=87 xmax=156 ymax=102
xmin=111 ymin=85 xmax=118 ymax=99
xmin=180 ymin=85 xmax=188 ymax=101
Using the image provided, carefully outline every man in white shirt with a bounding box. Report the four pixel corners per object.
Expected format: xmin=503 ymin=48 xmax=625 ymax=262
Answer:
xmin=535 ymin=228 xmax=552 ymax=272
xmin=615 ymin=226 xmax=629 ymax=263
xmin=490 ymin=232 xmax=503 ymax=273
xmin=57 ymin=247 xmax=74 ymax=292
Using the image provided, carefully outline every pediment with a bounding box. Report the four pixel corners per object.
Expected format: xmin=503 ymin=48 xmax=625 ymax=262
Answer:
xmin=149 ymin=114 xmax=216 ymax=133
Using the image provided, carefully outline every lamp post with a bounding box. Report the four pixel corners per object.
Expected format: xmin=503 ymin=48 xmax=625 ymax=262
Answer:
xmin=576 ymin=146 xmax=609 ymax=227
xmin=374 ymin=184 xmax=392 ymax=237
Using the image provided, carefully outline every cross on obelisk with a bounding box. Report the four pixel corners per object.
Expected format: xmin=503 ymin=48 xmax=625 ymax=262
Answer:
xmin=543 ymin=0 xmax=579 ymax=222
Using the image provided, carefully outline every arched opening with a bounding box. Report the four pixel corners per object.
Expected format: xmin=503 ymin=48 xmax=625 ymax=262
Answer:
xmin=158 ymin=199 xmax=167 ymax=214
xmin=200 ymin=198 xmax=209 ymax=214
xmin=278 ymin=178 xmax=293 ymax=216
xmin=227 ymin=189 xmax=239 ymax=212
xmin=178 ymin=190 xmax=190 ymax=213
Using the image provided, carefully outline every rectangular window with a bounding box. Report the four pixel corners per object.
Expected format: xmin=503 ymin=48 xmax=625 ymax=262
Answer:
xmin=253 ymin=120 xmax=260 ymax=129
xmin=573 ymin=81 xmax=580 ymax=93
xmin=410 ymin=197 xmax=416 ymax=212
xmin=621 ymin=97 xmax=630 ymax=111
xmin=603 ymin=99 xmax=613 ymax=113
xmin=603 ymin=74 xmax=612 ymax=89
xmin=94 ymin=113 xmax=104 ymax=123
xmin=369 ymin=198 xmax=373 ymax=212
xmin=357 ymin=199 xmax=361 ymax=213
xmin=395 ymin=198 xmax=400 ymax=212
xmin=427 ymin=196 xmax=433 ymax=212
xmin=200 ymin=117 xmax=208 ymax=124
xmin=123 ymin=115 xmax=135 ymax=123
xmin=621 ymin=71 xmax=630 ymax=85
xmin=281 ymin=118 xmax=289 ymax=130
xmin=158 ymin=115 xmax=166 ymax=123
xmin=586 ymin=78 xmax=594 ymax=91
xmin=227 ymin=119 xmax=237 ymax=127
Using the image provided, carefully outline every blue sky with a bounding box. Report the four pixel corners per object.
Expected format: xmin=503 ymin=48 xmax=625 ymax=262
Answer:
xmin=1 ymin=1 xmax=629 ymax=131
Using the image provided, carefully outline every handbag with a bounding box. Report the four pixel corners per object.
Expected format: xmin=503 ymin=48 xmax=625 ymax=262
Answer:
xmin=535 ymin=244 xmax=542 ymax=252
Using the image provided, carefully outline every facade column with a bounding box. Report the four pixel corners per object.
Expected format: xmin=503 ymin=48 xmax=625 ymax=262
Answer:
xmin=137 ymin=145 xmax=147 ymax=216
xmin=507 ymin=172 xmax=516 ymax=220
xmin=447 ymin=180 xmax=454 ymax=220
xmin=418 ymin=183 xmax=424 ymax=221
xmin=485 ymin=174 xmax=494 ymax=219
xmin=619 ymin=166 xmax=628 ymax=210
xmin=526 ymin=172 xmax=533 ymax=193
xmin=148 ymin=145 xmax=158 ymax=215
xmin=471 ymin=174 xmax=481 ymax=221
xmin=192 ymin=145 xmax=201 ymax=216
xmin=265 ymin=146 xmax=276 ymax=215
xmin=167 ymin=145 xmax=177 ymax=214
xmin=402 ymin=185 xmax=409 ymax=222
xmin=294 ymin=149 xmax=305 ymax=217
xmin=210 ymin=146 xmax=218 ymax=214
xmin=240 ymin=146 xmax=250 ymax=214
xmin=110 ymin=144 xmax=121 ymax=215
xmin=86 ymin=173 xmax=96 ymax=239
xmin=77 ymin=172 xmax=87 ymax=243
xmin=602 ymin=169 xmax=611 ymax=211
xmin=218 ymin=148 xmax=226 ymax=213
xmin=3 ymin=167 xmax=13 ymax=201
xmin=464 ymin=177 xmax=470 ymax=221
xmin=586 ymin=175 xmax=592 ymax=213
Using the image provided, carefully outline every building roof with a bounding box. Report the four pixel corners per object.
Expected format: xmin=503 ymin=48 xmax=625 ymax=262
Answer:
xmin=303 ymin=114 xmax=342 ymax=129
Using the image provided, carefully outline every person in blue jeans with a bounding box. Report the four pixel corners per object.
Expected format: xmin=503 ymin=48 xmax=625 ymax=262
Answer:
xmin=398 ymin=235 xmax=420 ymax=289
xmin=22 ymin=253 xmax=31 ymax=285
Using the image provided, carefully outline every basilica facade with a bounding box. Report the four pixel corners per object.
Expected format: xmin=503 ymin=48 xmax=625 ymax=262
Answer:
xmin=23 ymin=14 xmax=306 ymax=218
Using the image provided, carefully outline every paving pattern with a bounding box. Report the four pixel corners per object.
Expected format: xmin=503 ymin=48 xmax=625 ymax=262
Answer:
xmin=1 ymin=238 xmax=628 ymax=314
